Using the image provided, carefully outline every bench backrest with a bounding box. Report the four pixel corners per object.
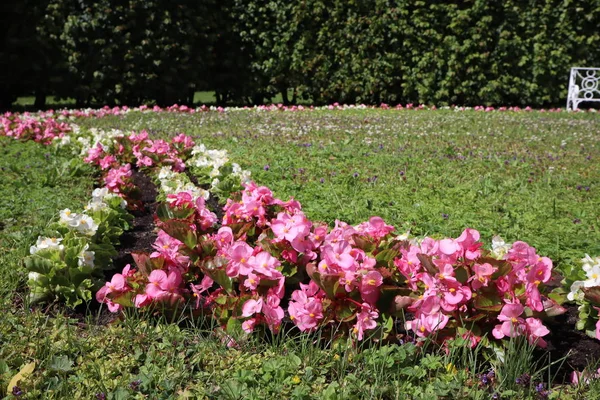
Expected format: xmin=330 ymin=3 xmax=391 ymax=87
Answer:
xmin=567 ymin=67 xmax=600 ymax=110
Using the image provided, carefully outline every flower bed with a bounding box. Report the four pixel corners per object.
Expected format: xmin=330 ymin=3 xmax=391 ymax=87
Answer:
xmin=2 ymin=105 xmax=600 ymax=379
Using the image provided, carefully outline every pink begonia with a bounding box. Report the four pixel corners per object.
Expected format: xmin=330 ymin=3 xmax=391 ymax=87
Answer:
xmin=129 ymin=130 xmax=149 ymax=144
xmin=84 ymin=143 xmax=106 ymax=164
xmin=270 ymin=211 xmax=312 ymax=242
xmin=242 ymin=298 xmax=263 ymax=317
xmin=262 ymin=293 xmax=285 ymax=331
xmin=354 ymin=216 xmax=395 ymax=239
xmin=359 ymin=270 xmax=383 ymax=305
xmin=172 ymin=133 xmax=195 ymax=150
xmin=525 ymin=317 xmax=550 ymax=347
xmin=195 ymin=197 xmax=218 ymax=230
xmin=144 ymin=269 xmax=184 ymax=304
xmin=492 ymin=303 xmax=527 ymax=339
xmin=104 ymin=163 xmax=132 ymax=193
xmin=190 ymin=276 xmax=214 ymax=308
xmin=353 ymin=304 xmax=379 ymax=340
xmin=288 ymin=281 xmax=325 ymax=332
xmin=226 ymin=242 xmax=254 ymax=277
xmin=469 ymin=262 xmax=497 ymax=291
xmin=98 ymin=155 xmax=116 ymax=170
xmin=242 ymin=318 xmax=257 ymax=333
xmin=243 ymin=273 xmax=260 ymax=291
xmin=150 ymin=230 xmax=190 ymax=270
xmin=248 ymin=251 xmax=282 ymax=279
xmin=214 ymin=227 xmax=234 ymax=252
xmin=96 ymin=265 xmax=134 ymax=312
xmin=322 ymin=241 xmax=356 ymax=270
xmin=407 ymin=311 xmax=450 ymax=338
xmin=456 ymin=228 xmax=483 ymax=260
xmin=167 ymin=191 xmax=195 ymax=208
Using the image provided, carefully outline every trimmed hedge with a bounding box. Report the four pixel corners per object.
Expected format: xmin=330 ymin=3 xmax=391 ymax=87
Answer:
xmin=5 ymin=0 xmax=600 ymax=108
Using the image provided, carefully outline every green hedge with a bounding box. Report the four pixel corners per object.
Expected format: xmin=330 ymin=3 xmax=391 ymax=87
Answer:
xmin=4 ymin=0 xmax=600 ymax=108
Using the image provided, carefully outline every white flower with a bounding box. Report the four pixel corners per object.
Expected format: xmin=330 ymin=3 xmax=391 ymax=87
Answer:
xmin=69 ymin=214 xmax=99 ymax=236
xmin=30 ymin=236 xmax=64 ymax=254
xmin=585 ymin=265 xmax=600 ymax=288
xmin=395 ymin=231 xmax=410 ymax=241
xmin=211 ymin=178 xmax=220 ymax=188
xmin=78 ymin=246 xmax=95 ymax=268
xmin=28 ymin=272 xmax=42 ymax=282
xmin=158 ymin=166 xmax=176 ymax=180
xmin=491 ymin=235 xmax=511 ymax=259
xmin=191 ymin=144 xmax=207 ymax=155
xmin=582 ymin=254 xmax=599 ymax=274
xmin=209 ymin=167 xmax=221 ymax=178
xmin=85 ymin=199 xmax=108 ymax=212
xmin=59 ymin=208 xmax=77 ymax=225
xmin=92 ymin=187 xmax=110 ymax=200
xmin=568 ymin=281 xmax=586 ymax=301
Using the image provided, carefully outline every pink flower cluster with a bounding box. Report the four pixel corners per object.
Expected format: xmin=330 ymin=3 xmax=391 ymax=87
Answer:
xmin=395 ymin=229 xmax=557 ymax=347
xmin=0 ymin=113 xmax=71 ymax=145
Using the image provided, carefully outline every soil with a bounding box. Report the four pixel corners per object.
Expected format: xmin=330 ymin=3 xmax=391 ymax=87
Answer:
xmin=111 ymin=168 xmax=158 ymax=273
xmin=540 ymin=304 xmax=600 ymax=381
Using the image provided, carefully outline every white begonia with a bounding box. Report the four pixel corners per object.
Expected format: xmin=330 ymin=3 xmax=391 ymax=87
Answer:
xmin=59 ymin=208 xmax=78 ymax=225
xmin=77 ymin=137 xmax=92 ymax=156
xmin=77 ymin=244 xmax=95 ymax=268
xmin=28 ymin=272 xmax=42 ymax=282
xmin=584 ymin=265 xmax=600 ymax=288
xmin=209 ymin=167 xmax=221 ymax=178
xmin=85 ymin=198 xmax=108 ymax=212
xmin=92 ymin=187 xmax=110 ymax=200
xmin=582 ymin=254 xmax=599 ymax=274
xmin=211 ymin=178 xmax=220 ymax=188
xmin=491 ymin=235 xmax=511 ymax=259
xmin=30 ymin=236 xmax=64 ymax=254
xmin=69 ymin=214 xmax=99 ymax=236
xmin=191 ymin=144 xmax=207 ymax=155
xmin=567 ymin=280 xmax=586 ymax=302
xmin=158 ymin=166 xmax=176 ymax=181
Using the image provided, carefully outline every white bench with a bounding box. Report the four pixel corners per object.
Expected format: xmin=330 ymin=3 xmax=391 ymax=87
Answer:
xmin=567 ymin=67 xmax=600 ymax=110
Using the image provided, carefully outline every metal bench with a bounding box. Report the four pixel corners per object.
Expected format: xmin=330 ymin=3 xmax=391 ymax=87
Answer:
xmin=567 ymin=67 xmax=600 ymax=110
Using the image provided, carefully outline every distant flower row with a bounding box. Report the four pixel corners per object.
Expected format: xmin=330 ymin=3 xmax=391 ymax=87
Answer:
xmin=5 ymin=102 xmax=598 ymax=121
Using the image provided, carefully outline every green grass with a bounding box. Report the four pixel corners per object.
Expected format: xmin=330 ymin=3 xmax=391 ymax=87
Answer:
xmin=2 ymin=110 xmax=600 ymax=399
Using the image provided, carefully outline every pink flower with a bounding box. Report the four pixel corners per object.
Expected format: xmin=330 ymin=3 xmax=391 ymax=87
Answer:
xmin=470 ymin=263 xmax=496 ymax=291
xmin=242 ymin=298 xmax=263 ymax=317
xmin=353 ymin=304 xmax=379 ymax=340
xmin=248 ymin=251 xmax=282 ymax=279
xmin=226 ymin=242 xmax=254 ymax=277
xmin=407 ymin=311 xmax=450 ymax=337
xmin=242 ymin=318 xmax=257 ymax=333
xmin=359 ymin=270 xmax=383 ymax=304
xmin=525 ymin=318 xmax=549 ymax=347
xmin=456 ymin=228 xmax=482 ymax=260
xmin=492 ymin=303 xmax=526 ymax=339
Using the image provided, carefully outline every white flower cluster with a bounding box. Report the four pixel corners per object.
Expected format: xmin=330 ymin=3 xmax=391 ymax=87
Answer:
xmin=30 ymin=236 xmax=64 ymax=254
xmin=568 ymin=254 xmax=600 ymax=302
xmin=86 ymin=187 xmax=127 ymax=211
xmin=73 ymin=127 xmax=124 ymax=156
xmin=59 ymin=208 xmax=99 ymax=236
xmin=490 ymin=236 xmax=511 ymax=259
xmin=157 ymin=166 xmax=209 ymax=201
xmin=189 ymin=144 xmax=251 ymax=186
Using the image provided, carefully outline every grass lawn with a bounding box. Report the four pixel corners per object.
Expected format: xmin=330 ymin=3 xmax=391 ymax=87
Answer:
xmin=1 ymin=109 xmax=599 ymax=399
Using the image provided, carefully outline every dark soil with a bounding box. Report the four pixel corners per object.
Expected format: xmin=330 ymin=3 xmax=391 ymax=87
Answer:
xmin=541 ymin=304 xmax=600 ymax=381
xmin=111 ymin=168 xmax=158 ymax=273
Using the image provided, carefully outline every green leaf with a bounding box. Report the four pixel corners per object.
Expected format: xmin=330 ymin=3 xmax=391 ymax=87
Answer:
xmin=49 ymin=355 xmax=73 ymax=373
